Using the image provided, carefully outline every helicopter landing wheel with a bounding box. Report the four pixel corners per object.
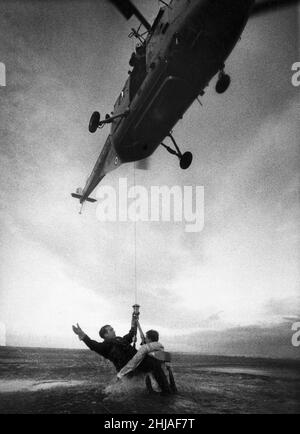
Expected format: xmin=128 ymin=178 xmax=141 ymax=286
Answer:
xmin=89 ymin=111 xmax=100 ymax=133
xmin=161 ymin=135 xmax=193 ymax=170
xmin=180 ymin=152 xmax=193 ymax=170
xmin=216 ymin=72 xmax=231 ymax=94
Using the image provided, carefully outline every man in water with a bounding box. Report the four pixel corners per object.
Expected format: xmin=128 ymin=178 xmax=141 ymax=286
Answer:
xmin=117 ymin=329 xmax=177 ymax=394
xmin=72 ymin=322 xmax=171 ymax=394
xmin=117 ymin=329 xmax=164 ymax=379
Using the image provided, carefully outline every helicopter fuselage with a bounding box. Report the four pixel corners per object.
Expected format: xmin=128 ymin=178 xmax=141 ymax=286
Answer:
xmin=113 ymin=0 xmax=254 ymax=161
xmin=81 ymin=0 xmax=255 ymax=202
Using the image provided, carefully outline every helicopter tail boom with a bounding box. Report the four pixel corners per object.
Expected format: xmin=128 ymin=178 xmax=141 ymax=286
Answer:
xmin=108 ymin=0 xmax=151 ymax=31
xmin=71 ymin=192 xmax=97 ymax=203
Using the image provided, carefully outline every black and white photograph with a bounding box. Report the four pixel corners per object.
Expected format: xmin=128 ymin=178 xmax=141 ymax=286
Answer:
xmin=0 ymin=0 xmax=299 ymax=417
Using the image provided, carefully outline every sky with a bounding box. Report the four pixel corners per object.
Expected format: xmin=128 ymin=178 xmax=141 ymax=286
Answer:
xmin=0 ymin=0 xmax=299 ymax=358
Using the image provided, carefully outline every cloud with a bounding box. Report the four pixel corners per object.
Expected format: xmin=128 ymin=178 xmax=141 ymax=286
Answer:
xmin=264 ymin=296 xmax=300 ymax=318
xmin=164 ymin=322 xmax=300 ymax=360
xmin=283 ymin=317 xmax=300 ymax=322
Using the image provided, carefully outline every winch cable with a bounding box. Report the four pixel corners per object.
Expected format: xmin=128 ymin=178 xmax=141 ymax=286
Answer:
xmin=131 ymin=164 xmax=147 ymax=346
xmin=133 ymin=161 xmax=138 ymax=307
xmin=132 ymin=162 xmax=139 ymax=348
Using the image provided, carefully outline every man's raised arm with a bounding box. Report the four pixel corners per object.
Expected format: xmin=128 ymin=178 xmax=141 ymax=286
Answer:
xmin=72 ymin=324 xmax=107 ymax=355
xmin=122 ymin=315 xmax=138 ymax=343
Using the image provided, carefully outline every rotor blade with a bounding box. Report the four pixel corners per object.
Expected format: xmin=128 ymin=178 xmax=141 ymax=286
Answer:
xmin=136 ymin=158 xmax=150 ymax=170
xmin=108 ymin=0 xmax=151 ymax=30
xmin=251 ymin=0 xmax=300 ymax=17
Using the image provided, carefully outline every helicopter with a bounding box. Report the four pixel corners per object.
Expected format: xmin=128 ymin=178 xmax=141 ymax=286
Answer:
xmin=72 ymin=0 xmax=299 ymax=206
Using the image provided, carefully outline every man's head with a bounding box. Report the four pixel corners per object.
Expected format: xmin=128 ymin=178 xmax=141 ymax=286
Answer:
xmin=145 ymin=329 xmax=159 ymax=343
xmin=99 ymin=325 xmax=116 ymax=340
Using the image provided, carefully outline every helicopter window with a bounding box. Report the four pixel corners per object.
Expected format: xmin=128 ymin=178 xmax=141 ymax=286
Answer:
xmin=129 ymin=47 xmax=146 ymax=101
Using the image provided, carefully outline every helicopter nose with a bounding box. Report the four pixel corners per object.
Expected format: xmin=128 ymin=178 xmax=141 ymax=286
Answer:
xmin=207 ymin=0 xmax=255 ymax=44
xmin=194 ymin=0 xmax=255 ymax=30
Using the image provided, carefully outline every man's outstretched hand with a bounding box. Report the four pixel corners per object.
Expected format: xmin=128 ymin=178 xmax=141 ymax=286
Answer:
xmin=72 ymin=323 xmax=86 ymax=340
